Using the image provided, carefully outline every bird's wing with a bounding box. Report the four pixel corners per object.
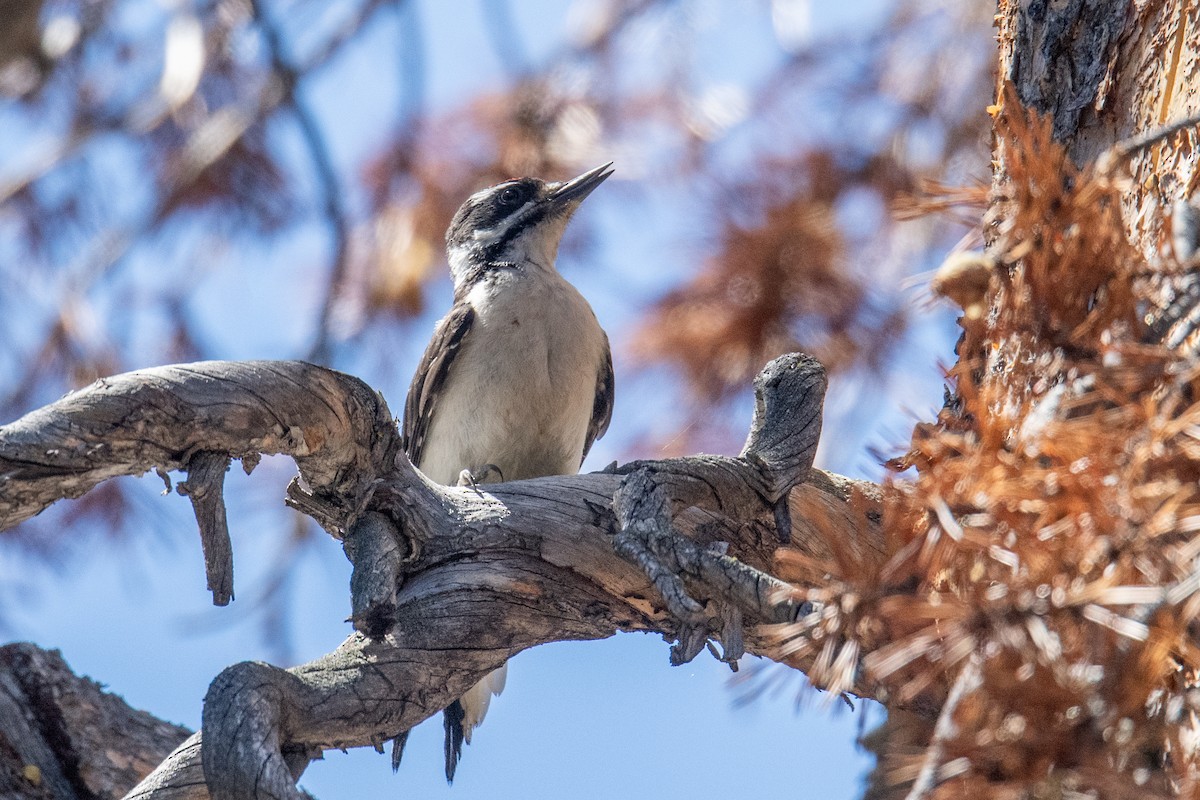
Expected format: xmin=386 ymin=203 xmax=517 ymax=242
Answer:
xmin=402 ymin=302 xmax=476 ymax=466
xmin=582 ymin=332 xmax=615 ymax=463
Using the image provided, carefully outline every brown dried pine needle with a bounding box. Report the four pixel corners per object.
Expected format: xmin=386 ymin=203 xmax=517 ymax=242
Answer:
xmin=775 ymin=95 xmax=1200 ymax=798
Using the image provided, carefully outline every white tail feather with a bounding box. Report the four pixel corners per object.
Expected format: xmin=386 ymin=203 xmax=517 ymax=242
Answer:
xmin=459 ymin=662 xmax=508 ymax=744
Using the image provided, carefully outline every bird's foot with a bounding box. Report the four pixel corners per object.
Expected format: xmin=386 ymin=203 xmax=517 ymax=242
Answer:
xmin=456 ymin=464 xmax=504 ymax=493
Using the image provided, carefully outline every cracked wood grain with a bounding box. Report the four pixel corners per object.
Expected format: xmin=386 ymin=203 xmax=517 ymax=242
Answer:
xmin=0 ymin=643 xmax=192 ymax=800
xmin=0 ymin=360 xmax=401 ymax=533
xmin=0 ymin=355 xmax=884 ymax=799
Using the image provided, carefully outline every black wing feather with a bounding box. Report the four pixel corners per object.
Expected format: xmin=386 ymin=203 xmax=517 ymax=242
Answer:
xmin=402 ymin=303 xmax=476 ymax=466
xmin=582 ymin=333 xmax=615 ymax=463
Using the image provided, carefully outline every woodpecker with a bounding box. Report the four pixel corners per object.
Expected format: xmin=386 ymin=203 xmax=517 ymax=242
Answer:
xmin=401 ymin=163 xmax=615 ymax=781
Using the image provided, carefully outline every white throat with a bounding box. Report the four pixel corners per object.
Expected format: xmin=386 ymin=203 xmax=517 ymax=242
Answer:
xmin=448 ymin=213 xmax=572 ymax=288
xmin=507 ymin=214 xmax=570 ymax=271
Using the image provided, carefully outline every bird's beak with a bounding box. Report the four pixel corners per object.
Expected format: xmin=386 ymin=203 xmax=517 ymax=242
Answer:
xmin=546 ymin=162 xmax=614 ymax=209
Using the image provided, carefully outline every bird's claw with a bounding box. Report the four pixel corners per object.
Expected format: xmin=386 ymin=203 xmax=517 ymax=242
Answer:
xmin=456 ymin=464 xmax=504 ymax=493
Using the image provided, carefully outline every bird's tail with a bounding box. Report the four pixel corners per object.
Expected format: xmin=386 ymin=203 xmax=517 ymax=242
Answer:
xmin=443 ymin=662 xmax=509 ymax=782
xmin=443 ymin=699 xmax=465 ymax=782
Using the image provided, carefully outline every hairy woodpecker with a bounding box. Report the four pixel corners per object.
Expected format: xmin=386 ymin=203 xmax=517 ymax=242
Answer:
xmin=401 ymin=163 xmax=615 ymax=780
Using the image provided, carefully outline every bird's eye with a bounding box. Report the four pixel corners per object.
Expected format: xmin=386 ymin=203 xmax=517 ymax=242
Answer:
xmin=498 ymin=186 xmax=524 ymax=206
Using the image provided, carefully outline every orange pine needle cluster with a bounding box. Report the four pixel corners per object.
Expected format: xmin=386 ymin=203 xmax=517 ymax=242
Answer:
xmin=776 ymin=97 xmax=1200 ymax=799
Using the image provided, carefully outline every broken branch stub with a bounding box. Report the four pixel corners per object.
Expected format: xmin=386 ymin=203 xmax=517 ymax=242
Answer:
xmin=177 ymin=451 xmax=235 ymax=606
xmin=613 ymin=353 xmax=827 ymax=666
xmin=343 ymin=511 xmax=409 ymax=638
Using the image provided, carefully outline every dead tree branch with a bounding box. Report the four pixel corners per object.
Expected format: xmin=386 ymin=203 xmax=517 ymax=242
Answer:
xmin=0 ymin=360 xmax=400 ymax=528
xmin=0 ymin=354 xmax=885 ymax=799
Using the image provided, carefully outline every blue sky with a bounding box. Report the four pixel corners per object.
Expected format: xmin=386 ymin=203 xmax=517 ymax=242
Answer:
xmin=0 ymin=1 xmax=967 ymax=797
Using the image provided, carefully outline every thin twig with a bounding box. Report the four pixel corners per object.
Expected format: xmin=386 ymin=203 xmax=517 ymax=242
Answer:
xmin=480 ymin=0 xmax=530 ymax=78
xmin=394 ymin=0 xmax=426 ymax=152
xmin=1099 ymin=111 xmax=1200 ymax=174
xmin=249 ymin=0 xmax=351 ymax=366
xmin=297 ymin=0 xmax=391 ymax=74
xmin=904 ymin=652 xmax=982 ymax=800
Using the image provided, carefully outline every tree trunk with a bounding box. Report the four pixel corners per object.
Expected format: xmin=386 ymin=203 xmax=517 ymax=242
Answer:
xmin=0 ymin=643 xmax=190 ymax=800
xmin=1000 ymin=0 xmax=1200 ymax=253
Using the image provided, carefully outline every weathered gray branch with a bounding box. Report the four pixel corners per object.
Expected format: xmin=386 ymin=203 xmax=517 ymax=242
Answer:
xmin=613 ymin=353 xmax=825 ymax=664
xmin=0 ymin=355 xmax=886 ymax=800
xmin=342 ymin=510 xmax=410 ymax=637
xmin=0 ymin=360 xmax=400 ymax=533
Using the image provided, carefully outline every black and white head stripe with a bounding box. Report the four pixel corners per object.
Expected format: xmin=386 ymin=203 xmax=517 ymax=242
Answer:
xmin=444 ymin=164 xmax=614 ymax=267
xmin=445 ymin=178 xmax=546 ymax=261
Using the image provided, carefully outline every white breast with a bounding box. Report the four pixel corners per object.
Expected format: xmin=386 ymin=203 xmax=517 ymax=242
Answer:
xmin=417 ymin=269 xmax=606 ymax=485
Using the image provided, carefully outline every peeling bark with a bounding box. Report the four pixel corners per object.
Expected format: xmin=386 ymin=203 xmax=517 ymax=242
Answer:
xmin=1010 ymin=0 xmax=1129 ymax=144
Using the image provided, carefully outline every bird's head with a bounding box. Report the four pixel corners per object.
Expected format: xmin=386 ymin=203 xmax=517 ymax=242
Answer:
xmin=445 ymin=162 xmax=613 ymax=286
